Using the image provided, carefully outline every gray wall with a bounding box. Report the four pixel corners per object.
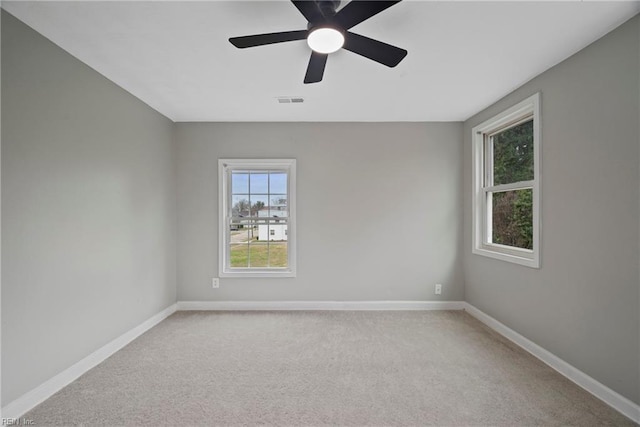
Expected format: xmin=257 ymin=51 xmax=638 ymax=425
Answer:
xmin=176 ymin=122 xmax=464 ymax=302
xmin=463 ymin=16 xmax=640 ymax=404
xmin=1 ymin=11 xmax=176 ymax=405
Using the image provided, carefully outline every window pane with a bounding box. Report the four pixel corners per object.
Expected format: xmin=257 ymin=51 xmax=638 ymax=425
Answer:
xmin=269 ymin=242 xmax=288 ymax=268
xmin=270 ymin=196 xmax=287 ymax=216
xmin=231 ymin=172 xmax=249 ymax=194
xmin=257 ymin=219 xmax=269 ymax=241
xmin=491 ymin=189 xmax=533 ymax=250
xmin=231 ymin=196 xmax=250 ymax=217
xmin=248 ymin=219 xmax=258 ymax=242
xmin=269 ymin=172 xmax=287 ymax=194
xmin=269 ymin=203 xmax=287 ymax=218
xmin=230 ymin=244 xmax=249 ymax=268
xmin=248 ymin=243 xmax=269 ymax=267
xmin=268 ymin=223 xmax=288 ymax=241
xmin=249 ymin=194 xmax=269 ymax=217
xmin=229 ymin=222 xmax=253 ymax=241
xmin=250 ymin=173 xmax=268 ymax=194
xmin=492 ymin=120 xmax=534 ymax=185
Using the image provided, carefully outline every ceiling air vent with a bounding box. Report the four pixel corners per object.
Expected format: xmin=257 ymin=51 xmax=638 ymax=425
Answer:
xmin=277 ymin=97 xmax=304 ymax=104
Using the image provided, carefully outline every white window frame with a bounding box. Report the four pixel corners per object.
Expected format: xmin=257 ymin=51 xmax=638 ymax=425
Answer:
xmin=218 ymin=159 xmax=296 ymax=278
xmin=472 ymin=93 xmax=541 ymax=268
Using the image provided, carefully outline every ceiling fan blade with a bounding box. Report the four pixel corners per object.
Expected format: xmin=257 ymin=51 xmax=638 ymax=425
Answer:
xmin=291 ymin=0 xmax=324 ymax=24
xmin=304 ymin=52 xmax=328 ymax=84
xmin=343 ymin=32 xmax=407 ymax=67
xmin=333 ymin=1 xmax=402 ymax=30
xmin=229 ymin=30 xmax=308 ymax=48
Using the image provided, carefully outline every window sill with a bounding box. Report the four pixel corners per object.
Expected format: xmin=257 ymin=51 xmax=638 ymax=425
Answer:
xmin=472 ymin=246 xmax=539 ymax=269
xmin=219 ymin=269 xmax=296 ymax=278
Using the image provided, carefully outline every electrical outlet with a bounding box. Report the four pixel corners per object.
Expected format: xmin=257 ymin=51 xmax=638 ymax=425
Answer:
xmin=435 ymin=284 xmax=442 ymax=295
xmin=212 ymin=278 xmax=220 ymax=289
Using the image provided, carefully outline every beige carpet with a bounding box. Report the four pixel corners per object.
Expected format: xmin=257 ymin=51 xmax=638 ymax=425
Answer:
xmin=25 ymin=310 xmax=635 ymax=426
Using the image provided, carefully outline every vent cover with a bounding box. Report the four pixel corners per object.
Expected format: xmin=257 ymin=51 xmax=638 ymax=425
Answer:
xmin=277 ymin=97 xmax=304 ymax=104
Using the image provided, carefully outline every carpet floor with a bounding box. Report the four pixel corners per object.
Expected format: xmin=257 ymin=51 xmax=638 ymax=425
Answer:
xmin=25 ymin=310 xmax=635 ymax=426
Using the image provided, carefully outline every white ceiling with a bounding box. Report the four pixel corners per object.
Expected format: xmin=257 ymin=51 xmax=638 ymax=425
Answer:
xmin=3 ymin=1 xmax=639 ymax=122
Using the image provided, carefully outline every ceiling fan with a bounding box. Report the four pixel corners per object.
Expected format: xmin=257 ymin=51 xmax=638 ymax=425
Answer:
xmin=229 ymin=0 xmax=407 ymax=84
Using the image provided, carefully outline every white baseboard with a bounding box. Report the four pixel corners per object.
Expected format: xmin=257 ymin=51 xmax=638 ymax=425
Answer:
xmin=463 ymin=303 xmax=640 ymax=423
xmin=177 ymin=300 xmax=466 ymax=311
xmin=1 ymin=303 xmax=177 ymax=419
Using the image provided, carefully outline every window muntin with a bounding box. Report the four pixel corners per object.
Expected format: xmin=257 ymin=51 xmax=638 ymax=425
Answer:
xmin=472 ymin=93 xmax=540 ymax=268
xmin=219 ymin=159 xmax=296 ymax=277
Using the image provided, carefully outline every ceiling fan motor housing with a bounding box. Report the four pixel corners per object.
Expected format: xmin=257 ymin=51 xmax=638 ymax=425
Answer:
xmin=316 ymin=0 xmax=341 ymax=19
xmin=308 ymin=0 xmax=343 ymax=32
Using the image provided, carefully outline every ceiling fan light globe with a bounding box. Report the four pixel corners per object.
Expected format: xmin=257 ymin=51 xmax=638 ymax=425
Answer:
xmin=307 ymin=28 xmax=344 ymax=54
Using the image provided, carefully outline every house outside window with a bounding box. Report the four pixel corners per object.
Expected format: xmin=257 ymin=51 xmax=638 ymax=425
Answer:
xmin=219 ymin=159 xmax=296 ymax=277
xmin=472 ymin=93 xmax=541 ymax=268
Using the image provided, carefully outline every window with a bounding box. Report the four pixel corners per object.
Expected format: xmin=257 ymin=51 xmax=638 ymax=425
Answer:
xmin=472 ymin=93 xmax=541 ymax=268
xmin=219 ymin=159 xmax=296 ymax=277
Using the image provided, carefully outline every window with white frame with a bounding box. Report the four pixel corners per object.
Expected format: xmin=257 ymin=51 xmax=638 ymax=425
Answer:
xmin=472 ymin=93 xmax=541 ymax=268
xmin=219 ymin=159 xmax=296 ymax=277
